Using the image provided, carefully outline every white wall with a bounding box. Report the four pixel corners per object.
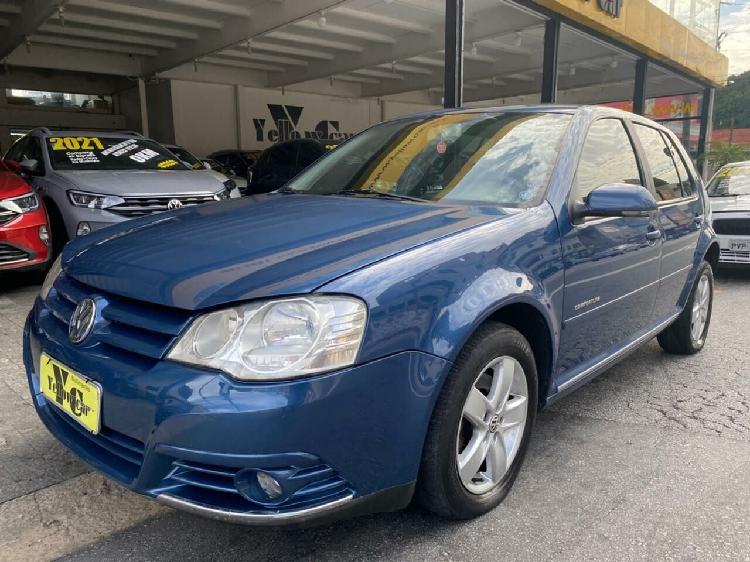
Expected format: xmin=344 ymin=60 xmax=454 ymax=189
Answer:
xmin=171 ymin=80 xmax=238 ymax=156
xmin=169 ymin=79 xmax=440 ymax=156
xmin=237 ymin=86 xmax=380 ymax=150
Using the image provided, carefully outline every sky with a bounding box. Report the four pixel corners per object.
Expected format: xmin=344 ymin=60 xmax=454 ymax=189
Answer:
xmin=720 ymin=3 xmax=750 ymax=76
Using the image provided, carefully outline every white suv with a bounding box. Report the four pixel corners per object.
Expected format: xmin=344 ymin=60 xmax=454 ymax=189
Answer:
xmin=4 ymin=129 xmax=234 ymax=254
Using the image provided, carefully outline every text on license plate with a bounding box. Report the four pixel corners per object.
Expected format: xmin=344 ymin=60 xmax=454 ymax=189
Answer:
xmin=40 ymin=353 xmax=101 ymax=434
xmin=729 ymin=240 xmax=750 ymax=251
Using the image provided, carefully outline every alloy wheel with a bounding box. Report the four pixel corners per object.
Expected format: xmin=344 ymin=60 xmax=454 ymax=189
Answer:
xmin=456 ymin=356 xmax=528 ymax=495
xmin=690 ymin=272 xmax=711 ymax=344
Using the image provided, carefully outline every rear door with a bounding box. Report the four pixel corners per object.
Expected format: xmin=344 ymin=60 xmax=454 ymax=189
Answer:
xmin=631 ymin=124 xmax=702 ymax=322
xmin=558 ymin=118 xmax=662 ymax=378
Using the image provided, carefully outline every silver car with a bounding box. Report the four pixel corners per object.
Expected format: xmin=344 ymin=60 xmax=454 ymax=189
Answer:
xmin=707 ymin=160 xmax=750 ymax=266
xmin=3 ymin=129 xmax=233 ymax=252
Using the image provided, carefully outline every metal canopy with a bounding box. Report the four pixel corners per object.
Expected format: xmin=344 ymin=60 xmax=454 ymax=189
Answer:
xmin=0 ymin=0 xmax=708 ymax=103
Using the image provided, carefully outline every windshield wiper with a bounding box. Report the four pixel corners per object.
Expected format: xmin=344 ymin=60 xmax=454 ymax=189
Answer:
xmin=327 ymin=188 xmax=426 ymax=203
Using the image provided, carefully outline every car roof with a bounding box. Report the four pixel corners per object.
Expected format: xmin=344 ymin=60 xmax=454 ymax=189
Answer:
xmin=29 ymin=128 xmax=145 ymax=138
xmin=720 ymin=161 xmax=750 ymax=168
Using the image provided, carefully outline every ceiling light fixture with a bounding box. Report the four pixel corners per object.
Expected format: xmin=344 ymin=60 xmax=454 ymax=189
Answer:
xmin=610 ymin=58 xmax=619 ymax=69
xmin=471 ymin=43 xmax=478 ymax=56
xmin=569 ymin=65 xmax=576 ymax=76
xmin=513 ymin=32 xmax=523 ymax=47
xmin=318 ymin=11 xmax=327 ymax=28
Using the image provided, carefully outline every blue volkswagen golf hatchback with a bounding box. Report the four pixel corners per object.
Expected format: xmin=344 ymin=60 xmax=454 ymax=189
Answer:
xmin=25 ymin=106 xmax=718 ymax=525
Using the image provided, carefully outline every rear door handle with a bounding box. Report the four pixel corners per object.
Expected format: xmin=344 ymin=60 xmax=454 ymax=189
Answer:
xmin=694 ymin=216 xmax=703 ymax=225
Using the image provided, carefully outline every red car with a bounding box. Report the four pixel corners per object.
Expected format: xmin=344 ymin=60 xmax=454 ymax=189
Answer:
xmin=0 ymin=160 xmax=50 ymax=271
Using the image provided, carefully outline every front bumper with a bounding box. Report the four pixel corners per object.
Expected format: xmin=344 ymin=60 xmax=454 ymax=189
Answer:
xmin=0 ymin=209 xmax=50 ymax=271
xmin=24 ymin=298 xmax=449 ymax=525
xmin=712 ymin=212 xmax=750 ymax=266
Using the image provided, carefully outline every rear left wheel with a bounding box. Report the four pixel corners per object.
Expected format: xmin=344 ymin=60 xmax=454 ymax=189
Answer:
xmin=416 ymin=323 xmax=537 ymax=519
xmin=657 ymin=261 xmax=714 ymax=355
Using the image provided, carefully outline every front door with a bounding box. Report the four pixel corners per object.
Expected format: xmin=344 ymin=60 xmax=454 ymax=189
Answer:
xmin=557 ymin=118 xmax=662 ymax=380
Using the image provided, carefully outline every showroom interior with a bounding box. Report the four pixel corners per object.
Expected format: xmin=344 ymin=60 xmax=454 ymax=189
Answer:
xmin=0 ymin=0 xmax=728 ymax=166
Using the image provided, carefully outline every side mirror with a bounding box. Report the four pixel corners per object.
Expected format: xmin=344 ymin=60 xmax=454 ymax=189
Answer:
xmin=19 ymin=158 xmax=39 ymax=175
xmin=574 ymin=183 xmax=657 ymax=220
xmin=201 ymin=160 xmax=213 ymax=170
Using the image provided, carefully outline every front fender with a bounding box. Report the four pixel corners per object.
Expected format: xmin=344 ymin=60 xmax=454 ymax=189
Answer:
xmin=318 ymin=204 xmax=564 ymax=366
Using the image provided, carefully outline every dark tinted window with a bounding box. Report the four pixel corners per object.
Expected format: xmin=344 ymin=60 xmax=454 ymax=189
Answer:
xmin=46 ymin=136 xmax=190 ymax=171
xmin=661 ymin=132 xmax=694 ymax=196
xmin=574 ymin=119 xmax=642 ymax=200
xmin=633 ymin=124 xmax=683 ymax=202
xmin=289 ymin=112 xmax=572 ymax=206
xmin=5 ymin=136 xmax=29 ymax=162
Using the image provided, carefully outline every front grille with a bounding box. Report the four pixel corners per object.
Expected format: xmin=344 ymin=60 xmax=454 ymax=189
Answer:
xmin=0 ymin=243 xmax=30 ymax=264
xmin=163 ymin=459 xmax=352 ymax=513
xmin=720 ymin=249 xmax=750 ymax=264
xmin=45 ymin=273 xmax=192 ymax=362
xmin=713 ymin=218 xmax=750 ymax=236
xmin=45 ymin=401 xmax=145 ymax=483
xmin=0 ymin=208 xmax=19 ymax=226
xmin=108 ymin=193 xmax=219 ymax=217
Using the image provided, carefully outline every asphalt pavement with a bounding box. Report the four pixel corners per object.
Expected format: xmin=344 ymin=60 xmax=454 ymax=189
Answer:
xmin=1 ymin=269 xmax=749 ymax=562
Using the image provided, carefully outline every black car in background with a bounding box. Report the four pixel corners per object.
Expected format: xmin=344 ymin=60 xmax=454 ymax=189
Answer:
xmin=205 ymin=149 xmax=262 ymax=180
xmin=247 ymin=139 xmax=326 ymax=195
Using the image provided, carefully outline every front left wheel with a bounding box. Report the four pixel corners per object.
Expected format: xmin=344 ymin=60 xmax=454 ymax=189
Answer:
xmin=416 ymin=322 xmax=538 ymax=520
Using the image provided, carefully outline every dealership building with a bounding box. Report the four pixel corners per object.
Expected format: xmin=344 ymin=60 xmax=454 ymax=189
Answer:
xmin=0 ymin=0 xmax=728 ymax=165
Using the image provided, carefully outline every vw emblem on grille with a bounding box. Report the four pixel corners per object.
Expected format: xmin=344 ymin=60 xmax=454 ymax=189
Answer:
xmin=69 ymin=298 xmax=96 ymax=344
xmin=167 ymin=199 xmax=183 ymax=210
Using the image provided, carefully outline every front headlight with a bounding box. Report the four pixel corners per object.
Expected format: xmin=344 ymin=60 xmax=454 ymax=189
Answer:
xmin=1 ymin=193 xmax=39 ymax=213
xmin=40 ymin=255 xmax=63 ymax=301
xmin=68 ymin=190 xmax=125 ymax=209
xmin=167 ymin=296 xmax=367 ymax=381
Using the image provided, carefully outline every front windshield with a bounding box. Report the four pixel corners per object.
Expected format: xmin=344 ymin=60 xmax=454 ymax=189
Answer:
xmin=46 ymin=136 xmax=190 ymax=171
xmin=707 ymin=165 xmax=750 ymax=197
xmin=287 ymin=112 xmax=572 ymax=206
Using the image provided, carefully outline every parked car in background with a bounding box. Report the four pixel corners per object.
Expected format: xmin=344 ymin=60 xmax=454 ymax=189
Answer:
xmin=205 ymin=149 xmax=262 ymax=181
xmin=707 ymin=161 xmax=750 ymax=266
xmin=201 ymin=157 xmax=248 ymax=196
xmin=164 ymin=144 xmax=241 ymax=198
xmin=0 ymin=159 xmax=50 ymax=272
xmin=4 ymin=129 xmax=234 ymax=254
xmin=25 ymin=106 xmax=717 ymax=527
xmin=247 ymin=138 xmax=326 ymax=195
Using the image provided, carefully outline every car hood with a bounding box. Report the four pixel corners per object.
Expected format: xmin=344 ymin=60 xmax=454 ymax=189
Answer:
xmin=63 ymin=194 xmax=509 ymax=310
xmin=55 ymin=169 xmax=225 ymax=196
xmin=710 ymin=195 xmax=750 ymax=213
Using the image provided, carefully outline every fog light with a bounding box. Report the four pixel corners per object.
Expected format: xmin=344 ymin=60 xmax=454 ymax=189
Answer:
xmin=76 ymin=222 xmax=91 ymax=236
xmin=38 ymin=225 xmax=49 ymax=246
xmin=256 ymin=471 xmax=283 ymax=499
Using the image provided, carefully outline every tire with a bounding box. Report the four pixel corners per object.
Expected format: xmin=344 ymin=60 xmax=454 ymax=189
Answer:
xmin=657 ymin=261 xmax=714 ymax=355
xmin=416 ymin=322 xmax=538 ymax=519
xmin=44 ymin=199 xmax=69 ymax=259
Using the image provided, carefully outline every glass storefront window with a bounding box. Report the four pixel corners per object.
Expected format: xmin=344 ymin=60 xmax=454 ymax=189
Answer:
xmin=5 ymin=89 xmax=112 ymax=112
xmin=647 ymin=0 xmax=720 ymax=46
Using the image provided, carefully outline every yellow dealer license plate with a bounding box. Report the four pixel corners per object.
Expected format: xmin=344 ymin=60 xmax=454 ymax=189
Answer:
xmin=40 ymin=353 xmax=102 ymax=434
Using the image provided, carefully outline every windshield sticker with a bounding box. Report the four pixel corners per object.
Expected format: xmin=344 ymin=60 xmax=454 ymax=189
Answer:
xmin=129 ymin=148 xmax=159 ymax=163
xmin=66 ymin=151 xmax=100 ymax=165
xmin=101 ymin=138 xmax=138 ymax=156
xmin=49 ymin=137 xmax=105 ymax=151
xmin=159 ymin=159 xmax=180 ymax=169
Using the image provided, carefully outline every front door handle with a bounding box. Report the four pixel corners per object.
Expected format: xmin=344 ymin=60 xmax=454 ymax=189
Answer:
xmin=646 ymin=230 xmax=661 ymax=242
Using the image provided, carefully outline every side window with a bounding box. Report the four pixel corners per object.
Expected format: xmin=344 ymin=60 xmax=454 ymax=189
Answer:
xmin=26 ymin=137 xmax=45 ymax=174
xmin=661 ymin=131 xmax=694 ymax=197
xmin=5 ymin=137 xmax=29 ymax=162
xmin=633 ymin=124 xmax=683 ymax=202
xmin=574 ymin=119 xmax=642 ymax=201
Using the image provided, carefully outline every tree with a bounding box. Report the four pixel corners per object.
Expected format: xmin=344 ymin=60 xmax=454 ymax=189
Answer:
xmin=701 ymin=143 xmax=750 ymax=169
xmin=713 ymin=70 xmax=750 ymax=130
